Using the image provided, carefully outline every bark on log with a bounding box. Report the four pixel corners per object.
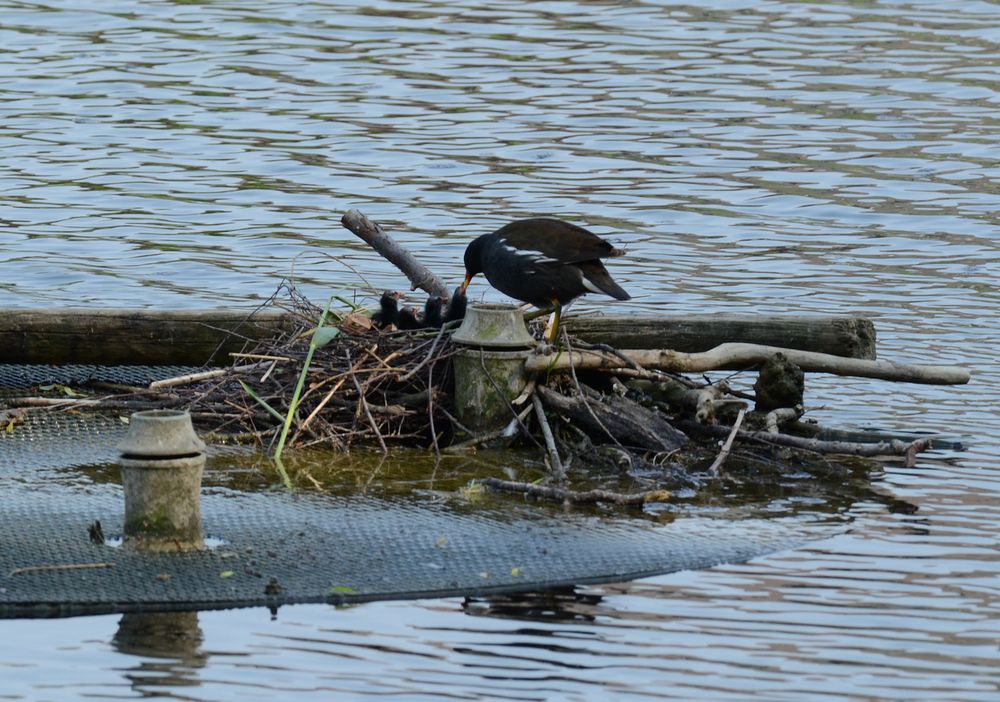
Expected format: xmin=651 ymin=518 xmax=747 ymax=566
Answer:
xmin=0 ymin=308 xmax=293 ymax=366
xmin=536 ymin=385 xmax=687 ymax=452
xmin=563 ymin=314 xmax=876 ymax=359
xmin=340 ymin=209 xmax=450 ymax=297
xmin=527 ymin=343 xmax=970 ymax=385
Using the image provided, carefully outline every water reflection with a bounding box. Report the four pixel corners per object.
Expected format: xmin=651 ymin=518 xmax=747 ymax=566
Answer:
xmin=112 ymin=612 xmax=207 ymax=693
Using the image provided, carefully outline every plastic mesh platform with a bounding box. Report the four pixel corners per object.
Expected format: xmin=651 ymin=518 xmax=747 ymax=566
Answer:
xmin=0 ymin=485 xmax=813 ymax=617
xmin=0 ymin=369 xmax=823 ymax=618
xmin=0 ymin=363 xmax=198 ymax=389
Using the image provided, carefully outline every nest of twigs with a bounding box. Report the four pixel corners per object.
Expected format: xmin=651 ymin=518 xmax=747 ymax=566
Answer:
xmin=171 ymin=291 xmax=464 ymax=453
xmin=7 ymin=284 xmax=939 ymax=508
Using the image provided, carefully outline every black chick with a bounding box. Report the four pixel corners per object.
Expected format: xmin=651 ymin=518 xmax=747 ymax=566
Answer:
xmin=423 ymin=294 xmax=446 ymax=328
xmin=443 ymin=285 xmax=467 ymax=325
xmin=396 ymin=306 xmax=423 ymax=330
xmin=372 ymin=291 xmax=402 ymax=329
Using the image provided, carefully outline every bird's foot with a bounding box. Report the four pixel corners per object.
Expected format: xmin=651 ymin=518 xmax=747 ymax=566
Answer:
xmin=534 ymin=339 xmax=559 ymax=355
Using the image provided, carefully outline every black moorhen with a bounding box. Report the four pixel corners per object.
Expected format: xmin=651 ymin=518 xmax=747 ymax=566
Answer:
xmin=396 ymin=306 xmax=423 ymax=330
xmin=460 ymin=218 xmax=630 ymax=342
xmin=372 ymin=290 xmax=402 ymax=329
xmin=443 ymin=285 xmax=467 ymax=325
xmin=423 ymin=294 xmax=446 ymax=328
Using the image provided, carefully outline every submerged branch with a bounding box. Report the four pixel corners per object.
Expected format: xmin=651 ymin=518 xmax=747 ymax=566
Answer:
xmin=480 ymin=477 xmax=670 ymax=506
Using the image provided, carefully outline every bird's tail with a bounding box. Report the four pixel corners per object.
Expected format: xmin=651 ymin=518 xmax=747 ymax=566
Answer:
xmin=579 ymin=261 xmax=631 ymax=300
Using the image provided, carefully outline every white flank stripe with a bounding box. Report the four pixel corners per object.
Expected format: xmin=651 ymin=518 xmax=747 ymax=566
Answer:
xmin=580 ymin=275 xmax=604 ymax=294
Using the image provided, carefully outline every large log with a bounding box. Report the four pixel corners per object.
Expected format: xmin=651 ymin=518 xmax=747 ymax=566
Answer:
xmin=0 ymin=308 xmax=295 ymax=366
xmin=562 ymin=314 xmax=876 ymax=359
xmin=536 ymin=385 xmax=687 ymax=451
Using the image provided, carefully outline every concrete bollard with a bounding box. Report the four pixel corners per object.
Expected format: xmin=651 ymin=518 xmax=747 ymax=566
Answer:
xmin=118 ymin=409 xmax=206 ymax=551
xmin=452 ymin=304 xmax=534 ymax=433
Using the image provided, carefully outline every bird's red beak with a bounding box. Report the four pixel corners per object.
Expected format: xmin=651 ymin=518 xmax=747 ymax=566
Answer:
xmin=459 ymin=272 xmax=472 ymax=294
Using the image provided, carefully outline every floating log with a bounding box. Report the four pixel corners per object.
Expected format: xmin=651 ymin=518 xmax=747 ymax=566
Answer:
xmin=0 ymin=307 xmax=884 ymax=369
xmin=527 ymin=343 xmax=970 ymax=385
xmin=562 ymin=314 xmax=876 ymax=359
xmin=0 ymin=308 xmax=294 ymax=367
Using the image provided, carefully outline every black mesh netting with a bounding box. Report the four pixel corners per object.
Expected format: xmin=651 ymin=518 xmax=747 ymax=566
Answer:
xmin=0 ymin=366 xmax=823 ymax=617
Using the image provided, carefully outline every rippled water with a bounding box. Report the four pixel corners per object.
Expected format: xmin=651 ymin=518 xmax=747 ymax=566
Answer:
xmin=1 ymin=0 xmax=998 ymax=700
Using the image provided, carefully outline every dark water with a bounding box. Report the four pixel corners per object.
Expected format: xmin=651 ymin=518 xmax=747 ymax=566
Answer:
xmin=1 ymin=0 xmax=998 ymax=699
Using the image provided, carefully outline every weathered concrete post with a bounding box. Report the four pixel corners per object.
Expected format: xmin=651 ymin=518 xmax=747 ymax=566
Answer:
xmin=118 ymin=409 xmax=206 ymax=551
xmin=452 ymin=304 xmax=534 ymax=433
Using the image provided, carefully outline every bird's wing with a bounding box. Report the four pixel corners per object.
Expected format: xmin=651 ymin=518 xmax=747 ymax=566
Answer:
xmin=497 ymin=218 xmax=621 ymax=264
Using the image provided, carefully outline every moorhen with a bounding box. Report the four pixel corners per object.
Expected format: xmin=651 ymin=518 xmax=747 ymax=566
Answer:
xmin=396 ymin=306 xmax=424 ymax=330
xmin=460 ymin=218 xmax=630 ymax=342
xmin=372 ymin=290 xmax=402 ymax=329
xmin=423 ymin=294 xmax=446 ymax=328
xmin=443 ymin=285 xmax=467 ymax=325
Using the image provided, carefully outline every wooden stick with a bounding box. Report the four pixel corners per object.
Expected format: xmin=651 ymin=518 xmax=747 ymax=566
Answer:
xmin=149 ymin=362 xmax=269 ymax=390
xmin=533 ymin=393 xmax=565 ymax=478
xmin=340 ymin=209 xmax=450 ymax=297
xmin=11 ymin=562 xmax=114 ymax=576
xmin=527 ymin=343 xmax=970 ymax=385
xmin=399 ymin=323 xmax=449 ymax=382
xmin=480 ymin=477 xmax=670 ymax=506
xmin=348 ymin=352 xmax=387 ymax=454
xmin=766 ymin=406 xmax=803 ymax=433
xmin=444 ymin=406 xmax=533 ymax=453
xmin=679 ymin=420 xmax=933 ymax=462
xmin=707 ymin=407 xmax=745 ymax=477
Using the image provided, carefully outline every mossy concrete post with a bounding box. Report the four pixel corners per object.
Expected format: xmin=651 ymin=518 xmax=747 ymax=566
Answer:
xmin=118 ymin=409 xmax=206 ymax=551
xmin=452 ymin=304 xmax=534 ymax=433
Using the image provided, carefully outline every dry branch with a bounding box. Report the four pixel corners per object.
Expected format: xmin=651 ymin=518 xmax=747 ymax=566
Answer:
xmin=340 ymin=209 xmax=449 ymax=297
xmin=707 ymin=407 xmax=745 ymax=477
xmin=527 ymin=343 xmax=970 ymax=385
xmin=679 ymin=419 xmax=933 ymax=466
xmin=533 ymin=393 xmax=565 ymax=478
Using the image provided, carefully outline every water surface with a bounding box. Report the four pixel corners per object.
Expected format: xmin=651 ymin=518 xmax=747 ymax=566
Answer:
xmin=0 ymin=1 xmax=997 ymax=699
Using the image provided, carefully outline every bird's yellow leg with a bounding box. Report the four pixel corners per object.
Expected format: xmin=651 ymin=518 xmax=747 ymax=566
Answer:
xmin=545 ymin=302 xmax=562 ymax=344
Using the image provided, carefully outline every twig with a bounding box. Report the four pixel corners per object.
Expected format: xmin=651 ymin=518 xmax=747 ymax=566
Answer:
xmin=678 ymin=420 xmax=934 ymax=462
xmin=479 ymin=477 xmax=670 ymax=506
xmin=9 ymin=397 xmax=104 ymax=408
xmin=563 ymin=332 xmax=622 ymax=447
xmin=399 ymin=322 xmax=449 ymax=382
xmin=512 ymin=377 xmax=537 ymax=406
xmin=766 ymin=406 xmax=803 ymax=434
xmin=149 ymin=363 xmax=268 ymax=390
xmin=426 ymin=374 xmax=440 ymax=457
xmin=348 ymin=350 xmax=387 ymax=454
xmin=443 ymin=405 xmax=533 ymax=453
xmin=707 ymin=407 xmax=745 ymax=477
xmin=11 ymin=562 xmax=113 ymax=576
xmin=532 ymin=393 xmax=565 ymax=478
xmin=229 ymin=352 xmax=294 ymax=363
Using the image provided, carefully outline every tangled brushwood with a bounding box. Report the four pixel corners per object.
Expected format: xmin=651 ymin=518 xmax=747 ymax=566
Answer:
xmin=160 ymin=291 xmax=466 ymax=453
xmin=6 ymin=282 xmax=945 ymax=504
